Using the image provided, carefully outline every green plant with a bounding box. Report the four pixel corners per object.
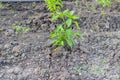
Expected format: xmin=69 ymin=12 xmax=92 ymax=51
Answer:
xmin=12 ymin=24 xmax=30 ymax=34
xmin=45 ymin=0 xmax=62 ymax=12
xmin=73 ymin=64 xmax=89 ymax=74
xmin=51 ymin=9 xmax=80 ymax=29
xmin=95 ymin=0 xmax=111 ymax=15
xmin=96 ymin=0 xmax=111 ymax=7
xmin=91 ymin=65 xmax=107 ymax=74
xmin=50 ymin=10 xmax=80 ymax=48
xmin=50 ymin=24 xmax=80 ymax=47
xmin=45 ymin=0 xmax=80 ymax=48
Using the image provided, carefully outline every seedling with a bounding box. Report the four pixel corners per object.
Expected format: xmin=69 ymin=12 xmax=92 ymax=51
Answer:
xmin=96 ymin=0 xmax=111 ymax=7
xmin=12 ymin=24 xmax=30 ymax=34
xmin=91 ymin=4 xmax=96 ymax=12
xmin=45 ymin=0 xmax=81 ymax=48
xmin=91 ymin=65 xmax=107 ymax=74
xmin=50 ymin=24 xmax=80 ymax=47
xmin=45 ymin=0 xmax=62 ymax=12
xmin=73 ymin=64 xmax=89 ymax=75
xmin=50 ymin=10 xmax=80 ymax=48
xmin=51 ymin=9 xmax=80 ymax=29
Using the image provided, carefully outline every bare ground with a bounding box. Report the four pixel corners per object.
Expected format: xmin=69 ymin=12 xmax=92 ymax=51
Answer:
xmin=0 ymin=1 xmax=120 ymax=80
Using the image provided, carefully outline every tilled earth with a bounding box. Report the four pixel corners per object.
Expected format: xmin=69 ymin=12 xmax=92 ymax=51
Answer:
xmin=0 ymin=1 xmax=120 ymax=80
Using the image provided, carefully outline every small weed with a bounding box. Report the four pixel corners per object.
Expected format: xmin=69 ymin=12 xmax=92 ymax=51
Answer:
xmin=100 ymin=8 xmax=106 ymax=15
xmin=91 ymin=4 xmax=96 ymax=12
xmin=85 ymin=2 xmax=90 ymax=10
xmin=91 ymin=65 xmax=107 ymax=75
xmin=12 ymin=24 xmax=30 ymax=34
xmin=96 ymin=0 xmax=111 ymax=7
xmin=73 ymin=64 xmax=89 ymax=75
xmin=91 ymin=56 xmax=108 ymax=75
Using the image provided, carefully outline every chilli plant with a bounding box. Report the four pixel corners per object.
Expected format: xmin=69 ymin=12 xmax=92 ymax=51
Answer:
xmin=45 ymin=0 xmax=81 ymax=48
xmin=45 ymin=0 xmax=62 ymax=13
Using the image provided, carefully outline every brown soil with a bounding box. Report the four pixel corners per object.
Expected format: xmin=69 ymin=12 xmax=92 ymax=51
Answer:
xmin=0 ymin=1 xmax=120 ymax=80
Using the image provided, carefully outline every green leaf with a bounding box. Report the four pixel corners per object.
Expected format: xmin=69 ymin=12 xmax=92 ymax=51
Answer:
xmin=51 ymin=14 xmax=59 ymax=21
xmin=49 ymin=30 xmax=56 ymax=38
xmin=45 ymin=0 xmax=62 ymax=12
xmin=16 ymin=26 xmax=21 ymax=31
xmin=66 ymin=39 xmax=73 ymax=48
xmin=74 ymin=21 xmax=80 ymax=30
xmin=56 ymin=24 xmax=63 ymax=30
xmin=63 ymin=9 xmax=69 ymax=14
xmin=72 ymin=15 xmax=79 ymax=19
xmin=74 ymin=32 xmax=81 ymax=38
xmin=51 ymin=39 xmax=58 ymax=46
xmin=66 ymin=19 xmax=72 ymax=27
xmin=24 ymin=28 xmax=30 ymax=33
xmin=66 ymin=29 xmax=71 ymax=39
xmin=65 ymin=29 xmax=74 ymax=47
xmin=60 ymin=41 xmax=64 ymax=46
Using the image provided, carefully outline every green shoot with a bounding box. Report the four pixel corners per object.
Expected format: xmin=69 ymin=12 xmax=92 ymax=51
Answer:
xmin=12 ymin=24 xmax=30 ymax=34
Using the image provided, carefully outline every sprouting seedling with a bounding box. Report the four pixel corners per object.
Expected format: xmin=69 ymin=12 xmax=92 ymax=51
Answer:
xmin=12 ymin=24 xmax=30 ymax=34
xmin=96 ymin=0 xmax=111 ymax=7
xmin=85 ymin=2 xmax=90 ymax=10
